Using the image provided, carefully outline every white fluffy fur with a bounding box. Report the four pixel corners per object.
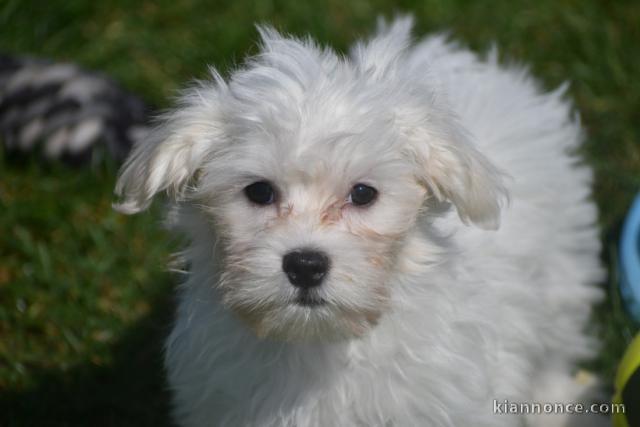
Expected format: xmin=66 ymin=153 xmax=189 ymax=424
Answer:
xmin=115 ymin=17 xmax=606 ymax=427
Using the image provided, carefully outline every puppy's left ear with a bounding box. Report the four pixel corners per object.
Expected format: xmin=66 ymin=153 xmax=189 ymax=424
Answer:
xmin=114 ymin=84 xmax=224 ymax=214
xmin=406 ymin=118 xmax=509 ymax=230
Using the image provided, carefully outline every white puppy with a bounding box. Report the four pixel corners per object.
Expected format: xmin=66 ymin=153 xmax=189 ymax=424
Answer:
xmin=114 ymin=17 xmax=605 ymax=427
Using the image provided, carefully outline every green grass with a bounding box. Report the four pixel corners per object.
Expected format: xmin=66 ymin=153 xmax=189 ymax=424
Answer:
xmin=1 ymin=0 xmax=639 ymax=425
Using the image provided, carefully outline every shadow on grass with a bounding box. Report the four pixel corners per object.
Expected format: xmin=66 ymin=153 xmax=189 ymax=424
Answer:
xmin=0 ymin=290 xmax=176 ymax=427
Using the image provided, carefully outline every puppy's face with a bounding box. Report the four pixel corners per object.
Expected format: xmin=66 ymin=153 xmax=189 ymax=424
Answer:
xmin=115 ymin=22 xmax=506 ymax=341
xmin=199 ymin=107 xmax=427 ymax=340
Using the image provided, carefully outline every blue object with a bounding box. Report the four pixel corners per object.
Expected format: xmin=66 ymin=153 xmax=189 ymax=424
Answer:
xmin=620 ymin=193 xmax=640 ymax=323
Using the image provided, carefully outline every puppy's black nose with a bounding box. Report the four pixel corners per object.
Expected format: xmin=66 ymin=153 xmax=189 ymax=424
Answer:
xmin=282 ymin=250 xmax=330 ymax=289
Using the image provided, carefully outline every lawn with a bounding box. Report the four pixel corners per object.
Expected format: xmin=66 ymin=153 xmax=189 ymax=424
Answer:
xmin=1 ymin=0 xmax=639 ymax=425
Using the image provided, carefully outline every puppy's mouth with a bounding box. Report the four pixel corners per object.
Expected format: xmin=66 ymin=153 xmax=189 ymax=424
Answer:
xmin=294 ymin=291 xmax=327 ymax=307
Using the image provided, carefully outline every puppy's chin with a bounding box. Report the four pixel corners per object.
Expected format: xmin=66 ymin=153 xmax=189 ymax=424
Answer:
xmin=229 ymin=300 xmax=384 ymax=342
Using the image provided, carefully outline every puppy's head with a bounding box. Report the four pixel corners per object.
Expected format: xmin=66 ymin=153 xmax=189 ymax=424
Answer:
xmin=115 ymin=18 xmax=507 ymax=341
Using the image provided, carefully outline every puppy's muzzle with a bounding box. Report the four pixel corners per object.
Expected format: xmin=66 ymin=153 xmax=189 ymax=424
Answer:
xmin=282 ymin=249 xmax=330 ymax=289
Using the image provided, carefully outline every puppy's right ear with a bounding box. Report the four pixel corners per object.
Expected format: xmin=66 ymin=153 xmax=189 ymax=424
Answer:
xmin=114 ymin=83 xmax=224 ymax=214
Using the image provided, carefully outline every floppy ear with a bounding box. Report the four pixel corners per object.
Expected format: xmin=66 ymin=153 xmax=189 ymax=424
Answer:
xmin=114 ymin=83 xmax=224 ymax=214
xmin=406 ymin=118 xmax=509 ymax=230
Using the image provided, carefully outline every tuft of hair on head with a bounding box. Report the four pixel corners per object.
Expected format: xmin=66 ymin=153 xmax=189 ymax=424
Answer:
xmin=350 ymin=14 xmax=415 ymax=80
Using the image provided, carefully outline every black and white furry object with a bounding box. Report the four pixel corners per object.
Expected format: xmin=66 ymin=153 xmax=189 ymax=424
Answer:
xmin=0 ymin=54 xmax=151 ymax=164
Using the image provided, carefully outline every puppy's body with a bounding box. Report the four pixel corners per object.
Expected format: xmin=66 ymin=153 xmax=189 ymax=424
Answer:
xmin=116 ymin=19 xmax=603 ymax=427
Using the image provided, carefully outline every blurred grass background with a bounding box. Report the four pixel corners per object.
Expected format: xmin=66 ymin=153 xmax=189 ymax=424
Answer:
xmin=1 ymin=0 xmax=639 ymax=425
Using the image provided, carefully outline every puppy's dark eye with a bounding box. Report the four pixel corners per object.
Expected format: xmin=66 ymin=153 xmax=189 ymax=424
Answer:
xmin=244 ymin=181 xmax=276 ymax=205
xmin=349 ymin=183 xmax=378 ymax=206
